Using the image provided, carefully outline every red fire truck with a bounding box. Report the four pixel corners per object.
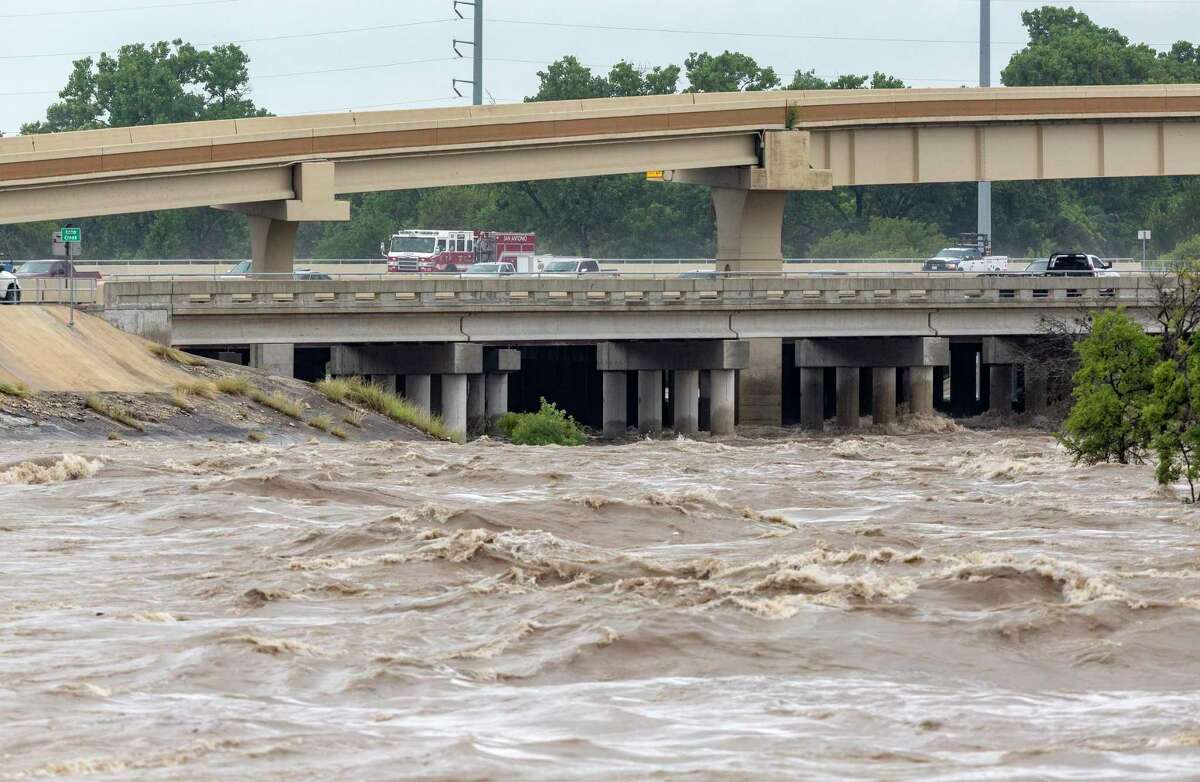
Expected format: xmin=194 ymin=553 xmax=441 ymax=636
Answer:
xmin=382 ymin=229 xmax=537 ymax=273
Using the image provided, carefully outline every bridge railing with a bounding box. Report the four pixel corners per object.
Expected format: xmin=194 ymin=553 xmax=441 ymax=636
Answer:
xmin=102 ymin=273 xmax=1158 ymax=312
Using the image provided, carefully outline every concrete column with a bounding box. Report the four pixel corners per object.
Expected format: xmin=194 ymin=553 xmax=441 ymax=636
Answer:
xmin=466 ymin=374 xmax=485 ymax=435
xmin=709 ymin=369 xmax=736 ymax=436
xmin=738 ymin=337 xmax=782 ymax=426
xmin=405 ymin=374 xmax=432 ymax=412
xmin=250 ymin=343 xmax=294 ymax=378
xmin=248 ymin=216 xmax=300 ymax=275
xmin=602 ymin=371 xmax=628 ymax=439
xmin=712 ymin=187 xmax=786 ymax=274
xmin=485 ymin=373 xmax=509 ymax=423
xmin=674 ymin=370 xmax=700 ymax=434
xmin=872 ymin=367 xmax=897 ymax=425
xmin=637 ymin=370 xmax=663 ymax=434
xmin=441 ymin=374 xmax=468 ymax=439
xmin=908 ymin=366 xmax=935 ymax=416
xmin=1025 ymin=365 xmax=1049 ymax=416
xmin=988 ymin=364 xmax=1014 ymax=415
xmin=369 ymin=375 xmax=397 ymax=394
xmin=896 ymin=367 xmax=911 ymax=408
xmin=836 ymin=366 xmax=860 ymax=428
xmin=698 ymin=370 xmax=711 ymax=432
xmin=800 ymin=366 xmax=824 ymax=430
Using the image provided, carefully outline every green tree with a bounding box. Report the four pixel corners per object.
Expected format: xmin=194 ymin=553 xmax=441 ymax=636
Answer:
xmin=806 ymin=217 xmax=948 ymax=258
xmin=18 ymin=40 xmax=267 ymax=260
xmin=787 ymin=70 xmax=906 ymax=90
xmin=1144 ymin=346 xmax=1200 ymax=501
xmin=684 ymin=51 xmax=779 ymax=92
xmin=1061 ymin=310 xmax=1161 ymax=465
xmin=22 ymin=40 xmax=265 ymax=133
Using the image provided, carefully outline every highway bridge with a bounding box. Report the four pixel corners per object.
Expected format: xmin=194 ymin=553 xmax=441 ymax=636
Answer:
xmin=99 ymin=272 xmax=1159 ymax=438
xmin=10 ymin=83 xmax=1197 ymax=434
xmin=5 ymin=84 xmax=1200 ymax=276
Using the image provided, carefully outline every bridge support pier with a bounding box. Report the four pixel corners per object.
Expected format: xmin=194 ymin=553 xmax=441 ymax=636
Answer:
xmin=485 ymin=374 xmax=509 ymax=424
xmin=251 ymin=343 xmax=294 ymax=378
xmin=836 ymin=367 xmax=860 ymax=428
xmin=987 ymin=364 xmax=1014 ymax=415
xmin=218 ymin=161 xmax=350 ymax=274
xmin=441 ymin=374 xmax=468 ymax=439
xmin=798 ymin=338 xmax=950 ymax=429
xmin=1025 ymin=366 xmax=1049 ymax=416
xmin=597 ymin=340 xmax=749 ymax=438
xmin=800 ymin=366 xmax=824 ymax=430
xmin=709 ymin=369 xmax=736 ymax=436
xmin=406 ymin=374 xmax=432 ymax=412
xmin=467 ymin=374 xmax=485 ymax=436
xmin=369 ymin=375 xmax=397 ymax=394
xmin=638 ymin=370 xmax=663 ymax=434
xmin=602 ymin=372 xmax=628 ymax=438
xmin=674 ymin=370 xmax=700 ymax=434
xmin=908 ymin=366 xmax=936 ymax=416
xmin=872 ymin=367 xmax=898 ymax=425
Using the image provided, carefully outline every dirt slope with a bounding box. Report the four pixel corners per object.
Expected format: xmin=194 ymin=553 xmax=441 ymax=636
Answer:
xmin=0 ymin=306 xmax=191 ymax=392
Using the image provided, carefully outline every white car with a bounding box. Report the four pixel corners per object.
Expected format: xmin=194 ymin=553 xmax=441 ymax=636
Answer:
xmin=537 ymin=257 xmax=603 ymax=275
xmin=461 ymin=262 xmax=516 ymax=277
xmin=0 ymin=269 xmax=20 ymax=304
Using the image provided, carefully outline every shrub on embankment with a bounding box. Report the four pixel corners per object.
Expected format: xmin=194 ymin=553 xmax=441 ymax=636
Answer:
xmin=495 ymin=399 xmax=587 ymax=446
xmin=315 ymin=377 xmax=455 ymax=442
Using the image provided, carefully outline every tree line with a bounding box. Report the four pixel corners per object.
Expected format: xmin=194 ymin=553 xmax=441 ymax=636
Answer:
xmin=4 ymin=7 xmax=1200 ymax=262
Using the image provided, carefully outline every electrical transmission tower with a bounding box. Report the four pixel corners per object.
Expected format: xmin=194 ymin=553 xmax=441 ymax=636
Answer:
xmin=452 ymin=0 xmax=483 ymax=105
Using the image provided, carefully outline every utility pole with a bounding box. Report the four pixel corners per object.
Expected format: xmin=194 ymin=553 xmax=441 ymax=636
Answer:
xmin=453 ymin=0 xmax=483 ymax=105
xmin=978 ymin=0 xmax=992 ymax=246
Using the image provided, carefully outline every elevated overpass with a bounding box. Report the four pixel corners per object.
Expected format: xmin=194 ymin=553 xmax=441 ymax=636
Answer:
xmin=5 ymin=85 xmax=1200 ymax=275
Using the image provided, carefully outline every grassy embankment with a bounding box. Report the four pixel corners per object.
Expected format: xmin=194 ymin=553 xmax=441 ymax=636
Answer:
xmin=315 ymin=377 xmax=457 ymax=442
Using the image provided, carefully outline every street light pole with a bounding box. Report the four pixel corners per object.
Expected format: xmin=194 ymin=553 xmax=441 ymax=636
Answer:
xmin=473 ymin=0 xmax=483 ymax=106
xmin=978 ymin=0 xmax=992 ymax=245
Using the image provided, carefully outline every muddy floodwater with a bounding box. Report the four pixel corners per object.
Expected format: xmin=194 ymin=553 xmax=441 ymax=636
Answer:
xmin=2 ymin=428 xmax=1200 ymax=780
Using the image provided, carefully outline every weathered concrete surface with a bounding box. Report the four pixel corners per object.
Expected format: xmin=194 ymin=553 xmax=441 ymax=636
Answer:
xmin=988 ymin=364 xmax=1014 ymax=414
xmin=674 ymin=370 xmax=700 ymax=434
xmin=872 ymin=367 xmax=897 ymax=425
xmin=596 ymin=340 xmax=749 ymax=371
xmin=796 ymin=337 xmax=950 ymax=368
xmin=739 ymin=337 xmax=782 ymax=426
xmin=909 ymin=366 xmax=936 ymax=416
xmin=251 ymin=343 xmax=294 ymax=379
xmin=800 ymin=366 xmax=824 ymax=430
xmin=102 ymin=307 xmax=171 ymax=346
xmin=638 ymin=370 xmax=663 ymax=434
xmin=709 ymin=369 xmax=736 ymax=436
xmin=405 ymin=374 xmax=432 ymax=412
xmin=485 ymin=373 xmax=509 ymax=422
xmin=602 ymin=371 xmax=627 ymax=438
xmin=0 ymin=306 xmax=192 ymax=392
xmin=330 ymin=344 xmax=483 ymax=376
xmin=441 ymin=374 xmax=468 ymax=438
xmin=836 ymin=367 xmax=860 ymax=428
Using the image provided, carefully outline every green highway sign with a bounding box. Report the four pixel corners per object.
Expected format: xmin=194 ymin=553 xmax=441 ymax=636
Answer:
xmin=60 ymin=227 xmax=81 ymax=243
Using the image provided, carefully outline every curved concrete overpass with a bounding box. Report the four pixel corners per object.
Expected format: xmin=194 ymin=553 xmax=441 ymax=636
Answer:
xmin=4 ymin=84 xmax=1200 ymax=270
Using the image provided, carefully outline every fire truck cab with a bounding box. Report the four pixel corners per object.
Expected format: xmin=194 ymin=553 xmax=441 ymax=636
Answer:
xmin=383 ymin=229 xmax=536 ymax=273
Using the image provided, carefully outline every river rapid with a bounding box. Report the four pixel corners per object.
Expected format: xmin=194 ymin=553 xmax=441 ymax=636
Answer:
xmin=2 ymin=428 xmax=1200 ymax=780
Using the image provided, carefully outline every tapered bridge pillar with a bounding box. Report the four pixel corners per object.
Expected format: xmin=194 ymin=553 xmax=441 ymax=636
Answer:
xmin=218 ymin=161 xmax=350 ymax=274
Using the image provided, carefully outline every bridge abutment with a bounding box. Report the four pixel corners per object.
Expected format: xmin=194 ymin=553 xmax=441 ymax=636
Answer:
xmin=250 ymin=343 xmax=295 ymax=378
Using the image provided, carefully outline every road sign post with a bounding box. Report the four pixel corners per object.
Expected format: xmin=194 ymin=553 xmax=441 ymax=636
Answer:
xmin=53 ymin=226 xmax=81 ymax=326
xmin=1138 ymin=229 xmax=1151 ymax=265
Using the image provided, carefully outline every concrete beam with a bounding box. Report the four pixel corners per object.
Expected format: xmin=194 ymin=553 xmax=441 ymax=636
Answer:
xmin=484 ymin=348 xmax=521 ymax=373
xmin=981 ymin=336 xmax=1029 ymax=365
xmin=596 ymin=340 xmax=749 ymax=372
xmin=796 ymin=337 xmax=950 ymax=368
xmin=330 ymin=343 xmax=483 ymax=376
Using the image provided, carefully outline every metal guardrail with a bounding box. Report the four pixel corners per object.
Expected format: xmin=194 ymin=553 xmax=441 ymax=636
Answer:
xmin=103 ymin=273 xmax=1154 ymax=313
xmin=77 ymin=256 xmax=1145 ymax=268
xmin=10 ymin=277 xmax=99 ymax=305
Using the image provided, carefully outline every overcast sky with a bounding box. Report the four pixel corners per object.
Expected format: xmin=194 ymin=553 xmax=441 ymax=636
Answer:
xmin=1 ymin=0 xmax=1195 ymax=134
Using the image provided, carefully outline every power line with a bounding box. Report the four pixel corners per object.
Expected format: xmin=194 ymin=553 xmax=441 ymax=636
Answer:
xmin=0 ymin=17 xmax=457 ymax=60
xmin=489 ymin=17 xmax=1028 ymax=46
xmin=0 ymin=0 xmax=239 ymax=19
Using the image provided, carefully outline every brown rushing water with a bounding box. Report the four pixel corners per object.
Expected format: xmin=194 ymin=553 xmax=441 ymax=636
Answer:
xmin=2 ymin=428 xmax=1200 ymax=780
